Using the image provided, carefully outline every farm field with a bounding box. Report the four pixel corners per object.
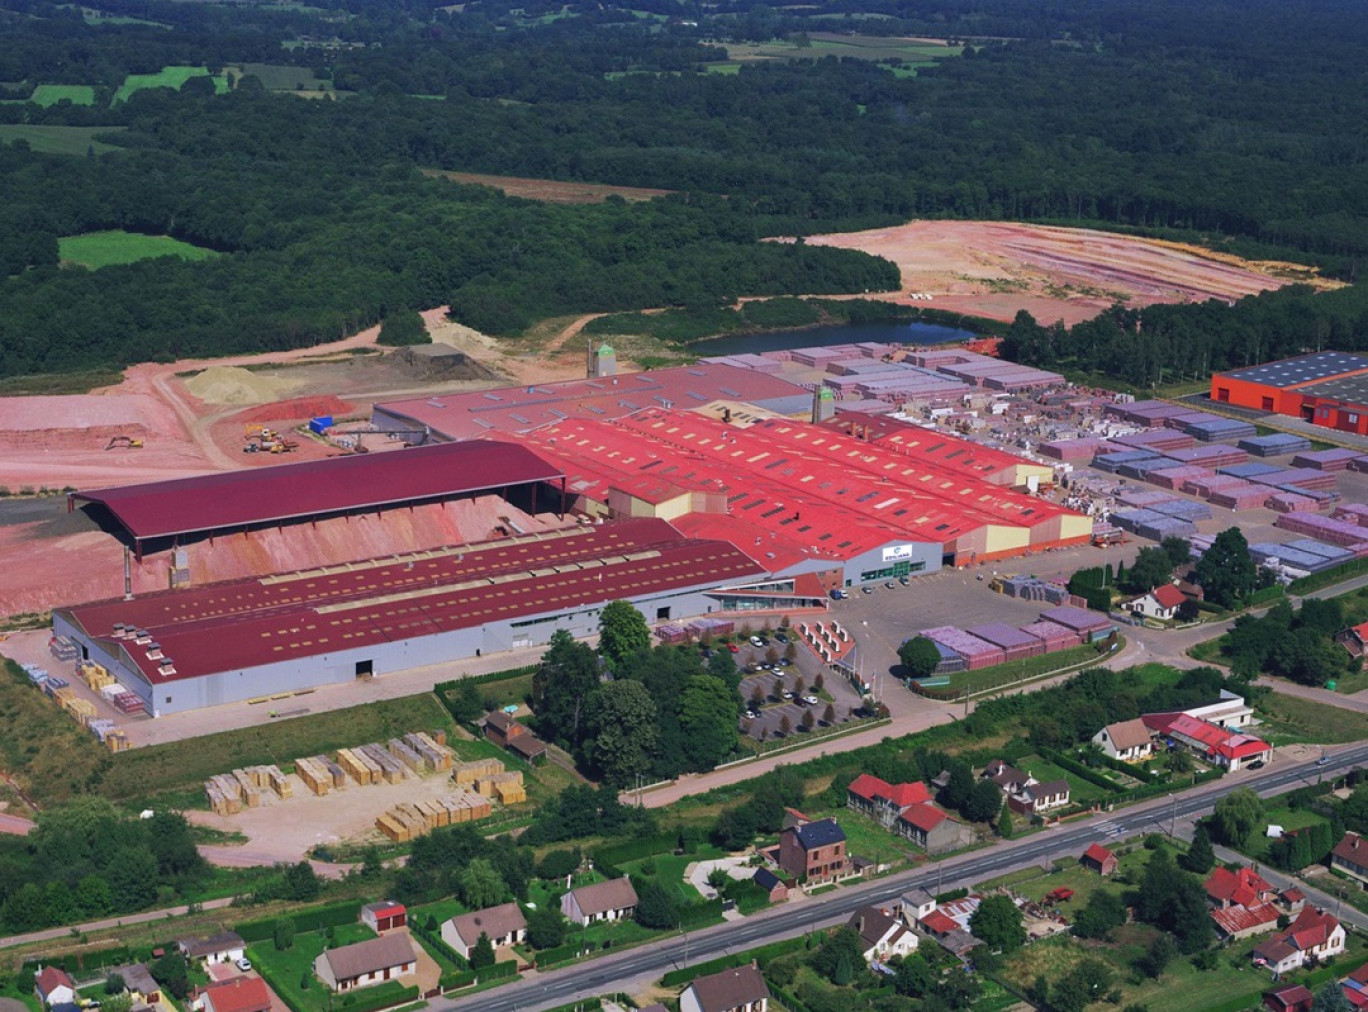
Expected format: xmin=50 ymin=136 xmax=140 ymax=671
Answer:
xmin=0 ymin=124 xmax=126 ymax=154
xmin=60 ymin=230 xmax=220 ymax=269
xmin=422 ymin=168 xmax=672 ymax=204
xmin=112 ymin=66 xmax=227 ymax=103
xmin=706 ymin=32 xmax=960 ymax=74
xmin=28 ymin=84 xmax=96 ymax=106
xmin=229 ymin=62 xmax=333 ymax=92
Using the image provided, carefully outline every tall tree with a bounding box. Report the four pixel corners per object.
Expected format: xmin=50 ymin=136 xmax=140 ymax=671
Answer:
xmin=586 ymin=680 xmax=659 ymax=786
xmin=1180 ymin=823 xmax=1215 ymax=874
xmin=598 ymin=600 xmax=651 ymax=669
xmin=898 ymin=636 xmax=942 ymax=679
xmin=1213 ymin=788 xmax=1264 ymax=845
xmin=1194 ymin=527 xmax=1257 ymax=607
xmin=968 ymin=894 xmax=1026 ymax=953
xmin=1312 ymin=983 xmax=1354 ymax=1012
xmin=469 ymin=932 xmax=495 ymax=970
xmin=678 ymin=675 xmax=740 ymax=771
xmin=532 ymin=629 xmax=600 ymax=748
xmin=457 ymin=857 xmax=506 ymax=909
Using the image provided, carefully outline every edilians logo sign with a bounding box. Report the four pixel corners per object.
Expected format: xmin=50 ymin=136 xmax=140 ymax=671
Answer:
xmin=882 ymin=544 xmax=915 ymax=563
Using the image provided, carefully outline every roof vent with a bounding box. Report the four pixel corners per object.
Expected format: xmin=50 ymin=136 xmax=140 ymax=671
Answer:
xmin=134 ymin=629 xmax=152 ymax=644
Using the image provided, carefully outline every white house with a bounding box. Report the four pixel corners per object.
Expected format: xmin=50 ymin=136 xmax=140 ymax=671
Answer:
xmin=1128 ymin=583 xmax=1186 ymax=620
xmin=680 ymin=965 xmax=770 ymax=1012
xmin=847 ymin=906 xmax=918 ymax=963
xmin=441 ymin=903 xmax=527 ymax=959
xmin=176 ymin=932 xmax=246 ymax=966
xmin=1092 ymin=718 xmax=1153 ymax=761
xmin=314 ymin=934 xmax=417 ymax=992
xmin=1252 ymin=908 xmax=1345 ymax=974
xmin=561 ymin=878 xmax=638 ymax=926
xmin=900 ymin=888 xmax=937 ymax=926
xmin=34 ymin=968 xmax=76 ymax=1008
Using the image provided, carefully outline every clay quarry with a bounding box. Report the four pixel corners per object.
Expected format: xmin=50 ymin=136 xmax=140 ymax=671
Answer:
xmin=0 ymin=221 xmax=1330 ymax=620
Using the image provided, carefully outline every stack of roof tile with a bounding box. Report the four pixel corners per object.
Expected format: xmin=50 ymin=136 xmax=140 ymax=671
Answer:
xmin=1292 ymin=448 xmax=1365 ymax=471
xmin=1208 ymin=481 xmax=1270 ymax=511
xmin=1112 ymin=429 xmax=1196 ymax=453
xmin=1275 ymin=512 xmax=1368 ymax=548
xmin=1239 ymin=433 xmax=1313 ymax=457
xmin=1265 ymin=492 xmax=1319 ymax=513
xmin=921 ymin=627 xmax=1007 ymax=670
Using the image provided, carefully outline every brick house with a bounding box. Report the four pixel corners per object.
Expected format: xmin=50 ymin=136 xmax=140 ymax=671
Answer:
xmin=483 ymin=711 xmax=547 ymax=763
xmin=1332 ymin=831 xmax=1368 ymax=886
xmin=1205 ymin=867 xmax=1275 ymax=909
xmin=845 ymin=774 xmax=931 ymax=828
xmin=777 ymin=818 xmax=850 ymax=884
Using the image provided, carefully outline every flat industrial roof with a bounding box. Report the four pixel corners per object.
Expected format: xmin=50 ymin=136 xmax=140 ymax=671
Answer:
xmin=69 ymin=441 xmax=562 ymax=542
xmin=374 ymin=363 xmax=805 ymax=441
xmin=1299 ymin=374 xmax=1368 ymax=406
xmin=1218 ymin=351 xmax=1368 ymax=389
xmin=59 ymin=518 xmax=766 ymax=682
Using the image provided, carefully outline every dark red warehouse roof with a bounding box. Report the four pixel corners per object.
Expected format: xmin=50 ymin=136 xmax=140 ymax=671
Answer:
xmin=69 ymin=441 xmax=563 ymax=542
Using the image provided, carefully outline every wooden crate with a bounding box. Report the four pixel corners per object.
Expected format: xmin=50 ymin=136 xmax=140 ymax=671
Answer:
xmin=452 ymin=758 xmax=503 ymax=784
xmin=493 ymin=780 xmax=527 ymax=805
xmin=376 ymin=814 xmax=408 ymax=842
xmin=267 ymin=766 xmax=292 ymax=799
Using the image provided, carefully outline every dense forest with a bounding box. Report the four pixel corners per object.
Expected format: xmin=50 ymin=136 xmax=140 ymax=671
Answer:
xmin=1 ymin=0 xmax=1367 ymax=378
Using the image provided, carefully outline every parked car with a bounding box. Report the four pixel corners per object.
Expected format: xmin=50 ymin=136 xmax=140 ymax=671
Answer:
xmin=801 ymin=694 xmax=820 ymax=706
xmin=861 ymin=586 xmax=873 ymax=594
xmin=726 ymin=643 xmax=740 ymax=653
xmin=236 ymin=957 xmax=252 ymax=972
xmin=782 ymin=691 xmax=795 ymax=700
xmin=884 ymin=581 xmax=896 ymax=589
xmin=898 ymin=576 xmax=910 ymax=585
xmin=1246 ymin=760 xmax=1266 ymax=770
xmin=829 ymin=589 xmax=845 ymax=600
xmin=774 ymin=632 xmax=789 ymax=644
xmin=749 ymin=635 xmax=764 ymax=647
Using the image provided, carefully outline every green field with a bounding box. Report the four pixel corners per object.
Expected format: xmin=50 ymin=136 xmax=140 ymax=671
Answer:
xmin=705 ymin=33 xmax=961 ymax=76
xmin=0 ymin=123 xmax=127 ymax=154
xmin=28 ymin=84 xmax=96 ymax=106
xmin=113 ymin=66 xmax=228 ymax=103
xmin=245 ymin=923 xmax=421 ymax=1012
xmin=1256 ymin=691 xmax=1368 ymax=744
xmin=1238 ymin=801 xmax=1329 ymax=861
xmin=230 ymin=62 xmax=332 ymax=92
xmin=1017 ymin=754 xmax=1116 ymax=804
xmin=60 ymin=230 xmax=220 ymax=269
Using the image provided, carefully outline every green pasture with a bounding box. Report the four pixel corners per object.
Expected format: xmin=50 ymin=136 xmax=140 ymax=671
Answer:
xmin=707 ymin=33 xmax=960 ymax=75
xmin=230 ymin=62 xmax=332 ymax=92
xmin=0 ymin=124 xmax=126 ymax=154
xmin=113 ymin=66 xmax=228 ymax=103
xmin=28 ymin=84 xmax=96 ymax=106
xmin=60 ymin=230 xmax=220 ymax=270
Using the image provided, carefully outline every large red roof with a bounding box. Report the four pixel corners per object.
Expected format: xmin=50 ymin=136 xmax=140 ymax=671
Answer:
xmin=70 ymin=441 xmax=562 ymax=542
xmin=58 ymin=518 xmax=766 ymax=682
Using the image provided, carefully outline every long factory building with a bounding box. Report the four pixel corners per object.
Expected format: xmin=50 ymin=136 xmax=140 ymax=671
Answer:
xmin=1211 ymin=351 xmax=1368 ymax=436
xmin=53 ymin=518 xmax=769 ymax=715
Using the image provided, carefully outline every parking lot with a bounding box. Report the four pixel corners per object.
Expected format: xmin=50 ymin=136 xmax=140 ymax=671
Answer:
xmin=722 ymin=630 xmax=866 ymax=741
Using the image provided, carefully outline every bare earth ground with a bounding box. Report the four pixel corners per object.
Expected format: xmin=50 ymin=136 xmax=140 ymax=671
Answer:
xmin=800 ymin=220 xmax=1338 ymax=326
xmin=421 ymin=168 xmax=673 ymax=204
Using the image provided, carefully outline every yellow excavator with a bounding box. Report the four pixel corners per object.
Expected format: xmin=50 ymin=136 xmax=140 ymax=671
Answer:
xmin=105 ymin=435 xmax=144 ymax=450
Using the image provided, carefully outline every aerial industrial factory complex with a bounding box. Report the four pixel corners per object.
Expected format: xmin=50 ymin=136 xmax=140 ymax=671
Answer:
xmin=55 ymin=342 xmax=1088 ymax=716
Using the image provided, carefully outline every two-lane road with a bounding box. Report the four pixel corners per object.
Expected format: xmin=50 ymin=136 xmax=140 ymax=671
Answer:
xmin=447 ymin=744 xmax=1368 ymax=1012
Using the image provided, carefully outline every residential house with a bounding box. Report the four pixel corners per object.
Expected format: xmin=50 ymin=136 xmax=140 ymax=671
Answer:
xmin=982 ymin=760 xmax=1070 ymax=816
xmin=1342 ymin=962 xmax=1368 ymax=1008
xmin=561 ymin=878 xmax=639 ymax=926
xmin=917 ymin=896 xmax=981 ymax=959
xmin=35 ymin=968 xmax=76 ymax=1007
xmin=895 ymin=803 xmax=973 ymax=854
xmin=177 ymin=932 xmax=246 ymax=966
xmin=1251 ymin=907 xmax=1345 ymax=974
xmin=777 ymin=818 xmax=851 ymax=884
xmin=483 ymin=711 xmax=547 ymax=763
xmin=1092 ymin=719 xmax=1154 ymax=761
xmin=752 ymin=868 xmax=789 ymax=904
xmin=1212 ymin=903 xmax=1282 ymax=942
xmin=1205 ymin=867 xmax=1276 ymax=910
xmin=900 ymin=888 xmax=937 ymax=926
xmin=1332 ymin=831 xmax=1368 ymax=886
xmin=679 ymin=964 xmax=770 ymax=1012
xmin=199 ymin=978 xmax=272 ymax=1012
xmin=1336 ymin=622 xmax=1368 ymax=658
xmin=1280 ymin=888 xmax=1306 ymax=915
xmin=1081 ymin=843 xmax=1118 ymax=877
xmin=360 ymin=901 xmax=407 ymax=933
xmin=1263 ymin=984 xmax=1314 ymax=1012
xmin=114 ymin=965 xmax=162 ymax=1006
xmin=1128 ymin=583 xmax=1187 ymax=620
xmin=1164 ymin=714 xmax=1272 ymax=771
xmin=846 ymin=774 xmax=932 ymax=828
xmin=847 ymin=905 xmax=918 ymax=963
xmin=441 ymin=903 xmax=527 ymax=959
xmin=313 ymin=934 xmax=417 ymax=992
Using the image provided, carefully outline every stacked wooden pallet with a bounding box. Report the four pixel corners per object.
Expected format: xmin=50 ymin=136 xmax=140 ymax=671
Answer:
xmin=337 ymin=747 xmax=380 ymax=784
xmin=104 ymin=730 xmax=130 ymax=753
xmin=77 ymin=661 xmax=114 ymax=691
xmin=475 ymin=770 xmax=526 ymax=804
xmin=452 ymin=757 xmax=504 ymax=785
xmin=401 ymin=732 xmax=453 ymax=771
xmin=357 ymin=743 xmax=408 ymax=784
xmin=386 ymin=738 xmax=424 ymax=773
xmin=295 ymin=756 xmax=334 ymax=795
xmin=374 ymin=790 xmax=492 ymax=841
xmin=205 ymin=772 xmax=248 ymax=815
xmin=64 ymin=697 xmax=98 ymax=727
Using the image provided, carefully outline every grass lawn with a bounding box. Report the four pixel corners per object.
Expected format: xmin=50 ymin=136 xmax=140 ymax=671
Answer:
xmin=0 ymin=123 xmax=126 ymax=154
xmin=408 ymin=897 xmax=470 ymax=931
xmin=113 ymin=66 xmax=227 ymax=102
xmin=1257 ymin=691 xmax=1368 ymax=744
xmin=1016 ymin=755 xmax=1115 ymax=804
xmin=229 ymin=62 xmax=331 ymax=92
xmin=1237 ymin=802 xmax=1329 ymax=861
xmin=801 ymin=805 xmax=915 ymax=867
xmin=28 ymin=84 xmax=96 ymax=106
xmin=247 ymin=924 xmax=403 ymax=1012
xmin=978 ymin=848 xmax=1154 ymax=913
xmin=941 ymin=643 xmax=1104 ymax=694
xmin=60 ymin=230 xmax=220 ymax=270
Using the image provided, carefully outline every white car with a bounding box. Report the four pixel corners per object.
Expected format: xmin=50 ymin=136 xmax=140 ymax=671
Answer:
xmin=802 ymin=695 xmax=820 ymax=706
xmin=749 ymin=635 xmax=764 ymax=647
xmin=235 ymin=957 xmax=252 ymax=972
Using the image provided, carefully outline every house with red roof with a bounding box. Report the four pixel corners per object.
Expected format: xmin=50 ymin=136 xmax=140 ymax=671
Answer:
xmin=34 ymin=968 xmax=75 ymax=1008
xmin=1263 ymin=983 xmax=1314 ymax=1012
xmin=1252 ymin=907 xmax=1345 ymax=974
xmin=199 ymin=978 xmax=272 ymax=1012
xmin=1166 ymin=714 xmax=1272 ymax=771
xmin=360 ymin=901 xmax=407 ymax=933
xmin=1212 ymin=903 xmax=1281 ymax=942
xmin=894 ymin=803 xmax=973 ymax=854
xmin=1335 ymin=622 xmax=1368 ymax=658
xmin=1128 ymin=583 xmax=1187 ymax=621
xmin=1205 ymin=867 xmax=1275 ymax=910
xmin=1081 ymin=843 xmax=1118 ymax=877
xmin=846 ymin=774 xmax=932 ymax=828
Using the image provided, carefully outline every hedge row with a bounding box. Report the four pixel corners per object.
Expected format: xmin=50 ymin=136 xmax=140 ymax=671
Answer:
xmin=659 ymin=936 xmax=806 ymax=987
xmin=410 ymin=923 xmax=469 ymax=971
xmin=337 ymin=984 xmax=421 ymax=1012
xmin=678 ymin=899 xmax=725 ymax=929
xmin=481 ymin=960 xmax=519 ymax=981
xmin=24 ymin=944 xmax=147 ymax=973
xmin=235 ymin=901 xmax=360 ymax=943
xmin=593 ymin=832 xmax=682 ymax=868
xmin=532 ymin=943 xmax=579 ymax=968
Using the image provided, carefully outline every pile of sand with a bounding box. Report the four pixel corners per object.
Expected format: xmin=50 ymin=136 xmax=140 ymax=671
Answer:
xmin=186 ymin=366 xmax=292 ymax=406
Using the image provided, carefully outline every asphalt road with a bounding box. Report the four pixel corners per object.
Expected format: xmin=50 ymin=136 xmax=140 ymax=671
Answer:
xmin=445 ymin=743 xmax=1368 ymax=1012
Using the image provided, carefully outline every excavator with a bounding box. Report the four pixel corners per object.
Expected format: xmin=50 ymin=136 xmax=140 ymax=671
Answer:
xmin=105 ymin=435 xmax=144 ymax=450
